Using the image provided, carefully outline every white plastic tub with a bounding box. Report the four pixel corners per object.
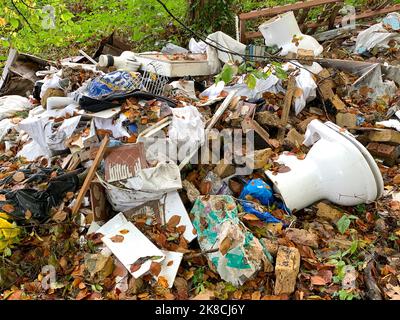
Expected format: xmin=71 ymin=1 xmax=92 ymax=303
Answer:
xmin=135 ymin=52 xmax=212 ymax=77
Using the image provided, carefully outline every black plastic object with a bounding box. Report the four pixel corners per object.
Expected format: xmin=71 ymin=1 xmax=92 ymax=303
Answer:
xmin=1 ymin=174 xmax=79 ymax=222
xmin=79 ymin=90 xmax=177 ymax=113
xmin=33 ymin=81 xmax=44 ymax=101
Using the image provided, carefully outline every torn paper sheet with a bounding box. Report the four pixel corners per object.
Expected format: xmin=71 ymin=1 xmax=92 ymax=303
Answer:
xmin=18 ymin=115 xmax=50 ymax=154
xmin=84 ymin=107 xmax=121 ymax=119
xmin=0 ymin=95 xmax=32 ymax=121
xmin=98 ymin=213 xmax=165 ymax=278
xmin=225 ymin=73 xmax=283 ymax=100
xmin=0 ymin=119 xmax=16 ymax=141
xmin=93 ymin=113 xmax=130 ymax=139
xmin=355 ymin=21 xmax=400 ymax=54
xmin=206 ymin=31 xmax=246 ymax=74
xmin=162 ymin=191 xmax=197 ymax=243
xmin=169 ymin=80 xmax=198 ymax=100
xmin=199 ymin=81 xmax=225 ymax=100
xmin=169 ymin=104 xmax=205 ymax=148
xmin=189 ymin=38 xmax=207 ymax=54
xmin=154 ymin=250 xmax=183 ymax=288
xmin=97 ymin=173 xmax=166 ymax=212
xmin=282 ymin=62 xmax=318 ymax=115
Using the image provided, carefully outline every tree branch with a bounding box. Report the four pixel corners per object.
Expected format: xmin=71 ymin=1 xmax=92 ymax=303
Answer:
xmin=10 ymin=0 xmax=36 ymax=32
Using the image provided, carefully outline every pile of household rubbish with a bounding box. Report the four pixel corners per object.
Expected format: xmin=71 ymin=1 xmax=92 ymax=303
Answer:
xmin=1 ymin=11 xmax=400 ymax=300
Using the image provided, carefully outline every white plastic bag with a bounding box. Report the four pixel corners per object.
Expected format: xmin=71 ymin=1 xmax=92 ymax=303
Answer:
xmin=293 ymin=67 xmax=318 ymax=115
xmin=0 ymin=95 xmax=31 ymax=120
xmin=355 ymin=22 xmax=400 ymax=54
xmin=0 ymin=119 xmax=16 ymax=141
xmin=169 ymin=104 xmax=205 ymax=146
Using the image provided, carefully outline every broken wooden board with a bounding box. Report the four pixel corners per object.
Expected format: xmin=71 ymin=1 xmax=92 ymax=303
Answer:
xmin=278 ymin=76 xmax=296 ymax=141
xmin=90 ymin=180 xmax=109 ymax=222
xmin=72 ymin=135 xmax=109 ymax=215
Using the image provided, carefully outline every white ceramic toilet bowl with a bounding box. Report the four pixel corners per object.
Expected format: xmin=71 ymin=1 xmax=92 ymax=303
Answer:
xmin=258 ymin=11 xmax=323 ymax=56
xmin=265 ymin=120 xmax=384 ymax=212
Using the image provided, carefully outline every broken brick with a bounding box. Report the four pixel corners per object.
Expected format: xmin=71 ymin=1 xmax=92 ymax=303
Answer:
xmin=367 ymin=142 xmax=399 ymax=166
xmin=274 ymin=246 xmax=301 ymax=295
xmin=336 ymin=112 xmax=357 ymax=128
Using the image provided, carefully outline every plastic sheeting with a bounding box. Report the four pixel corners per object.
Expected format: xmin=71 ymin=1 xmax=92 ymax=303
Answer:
xmin=239 ymin=179 xmax=283 ymax=223
xmin=169 ymin=104 xmax=205 ymax=153
xmin=191 ymin=195 xmax=273 ymax=286
xmin=122 ymin=162 xmax=182 ymax=193
xmin=355 ymin=13 xmax=400 ymax=54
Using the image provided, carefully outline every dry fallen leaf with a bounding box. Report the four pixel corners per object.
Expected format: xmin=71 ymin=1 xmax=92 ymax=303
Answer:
xmin=251 ymin=291 xmax=261 ymax=300
xmin=25 ymin=210 xmax=32 ymax=220
xmin=158 ymin=276 xmax=169 ymax=288
xmin=0 ymin=194 xmax=6 ymax=201
xmin=12 ymin=172 xmax=25 ymax=182
xmin=76 ymin=289 xmax=89 ymax=300
xmin=310 ymin=275 xmax=327 ymax=286
xmin=52 ymin=210 xmax=67 ymax=223
xmin=150 ymin=262 xmax=162 ymax=277
xmin=243 ymin=213 xmax=260 ymax=221
xmin=167 ymin=260 xmax=173 ymax=267
xmin=119 ymin=229 xmax=130 ymax=234
xmin=2 ymin=203 xmax=14 ymax=214
xmin=130 ymin=263 xmax=142 ymax=273
xmin=167 ymin=215 xmax=181 ymax=228
xmin=110 ymin=235 xmax=124 ymax=243
xmin=78 ymin=282 xmax=86 ymax=290
xmin=59 ymin=256 xmax=68 ymax=271
xmin=219 ymin=237 xmax=233 ymax=255
xmin=176 ymin=225 xmax=186 ymax=234
xmin=386 ymin=284 xmax=400 ymax=300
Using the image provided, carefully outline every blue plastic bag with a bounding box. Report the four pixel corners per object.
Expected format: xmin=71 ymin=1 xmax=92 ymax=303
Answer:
xmin=239 ymin=179 xmax=274 ymax=206
xmin=239 ymin=179 xmax=289 ymax=223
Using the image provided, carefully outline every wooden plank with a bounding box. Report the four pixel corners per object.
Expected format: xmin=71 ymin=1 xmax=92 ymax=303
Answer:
xmin=278 ymin=76 xmax=296 ymax=141
xmin=71 ymin=135 xmax=109 ymax=215
xmin=239 ymin=0 xmax=341 ymax=20
xmin=239 ymin=19 xmax=247 ymax=44
xmin=281 ymin=76 xmax=297 ymax=126
xmin=328 ymin=4 xmax=341 ymax=29
xmin=244 ymin=30 xmax=263 ymax=40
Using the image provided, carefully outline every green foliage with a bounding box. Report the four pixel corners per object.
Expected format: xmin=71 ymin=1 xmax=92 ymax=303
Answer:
xmin=215 ymin=60 xmax=286 ymax=90
xmin=355 ymin=204 xmax=366 ymax=214
xmin=0 ymin=0 xmax=187 ymax=58
xmin=337 ymin=215 xmax=351 ymax=235
xmin=189 ymin=0 xmax=236 ymax=35
xmin=215 ymin=63 xmax=238 ymax=84
xmin=192 ymin=266 xmax=210 ymax=294
xmin=336 ymin=214 xmax=358 ymax=234
xmin=334 ymin=289 xmax=360 ymax=300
